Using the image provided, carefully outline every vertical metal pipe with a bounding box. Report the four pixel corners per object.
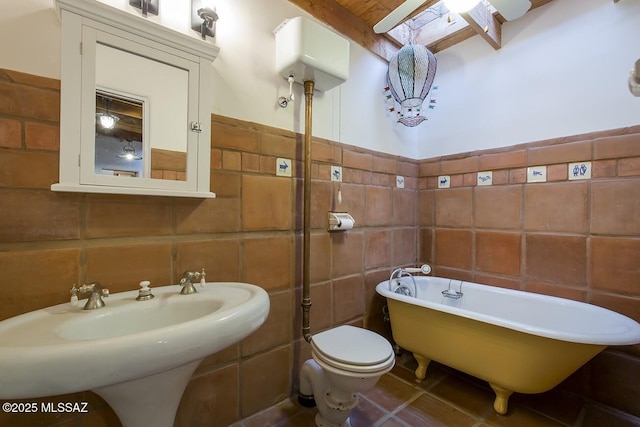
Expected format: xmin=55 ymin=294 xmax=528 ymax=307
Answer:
xmin=301 ymin=80 xmax=314 ymax=343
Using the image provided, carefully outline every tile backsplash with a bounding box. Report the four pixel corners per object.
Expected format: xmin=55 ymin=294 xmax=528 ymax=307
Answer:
xmin=418 ymin=128 xmax=640 ymax=324
xmin=1 ymin=68 xmax=638 ymax=425
xmin=0 ymin=69 xmax=416 ymax=426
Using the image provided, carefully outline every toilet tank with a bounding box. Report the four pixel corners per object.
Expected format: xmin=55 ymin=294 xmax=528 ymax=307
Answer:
xmin=274 ymin=16 xmax=350 ymax=92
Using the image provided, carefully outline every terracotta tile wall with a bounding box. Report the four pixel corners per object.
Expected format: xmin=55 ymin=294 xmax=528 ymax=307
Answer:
xmin=0 ymin=69 xmax=417 ymax=427
xmin=2 ymin=67 xmax=637 ymax=424
xmin=418 ymin=127 xmax=640 ymax=417
xmin=150 ymin=148 xmax=187 ymax=180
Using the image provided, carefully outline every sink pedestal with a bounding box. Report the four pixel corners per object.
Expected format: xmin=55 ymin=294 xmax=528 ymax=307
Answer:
xmin=93 ymin=359 xmax=201 ymax=427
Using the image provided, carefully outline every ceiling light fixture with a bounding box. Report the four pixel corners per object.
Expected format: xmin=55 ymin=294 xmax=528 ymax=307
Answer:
xmin=96 ymin=98 xmax=119 ymax=130
xmin=97 ymin=114 xmax=118 ymax=129
xmin=117 ymin=140 xmax=142 ymax=160
xmin=386 ymin=45 xmax=438 ymax=127
xmin=443 ymin=0 xmax=481 ymax=13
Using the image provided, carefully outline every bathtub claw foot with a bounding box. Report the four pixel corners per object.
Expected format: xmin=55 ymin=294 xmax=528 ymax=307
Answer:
xmin=413 ymin=353 xmax=431 ymax=380
xmin=489 ymin=384 xmax=513 ymax=415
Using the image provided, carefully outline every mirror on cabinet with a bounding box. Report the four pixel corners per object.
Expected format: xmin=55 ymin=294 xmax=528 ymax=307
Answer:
xmin=52 ymin=0 xmax=218 ymax=198
xmin=94 ymin=90 xmax=145 ymax=178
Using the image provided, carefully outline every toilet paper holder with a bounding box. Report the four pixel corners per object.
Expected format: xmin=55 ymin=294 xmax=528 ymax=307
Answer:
xmin=328 ymin=212 xmax=355 ymax=231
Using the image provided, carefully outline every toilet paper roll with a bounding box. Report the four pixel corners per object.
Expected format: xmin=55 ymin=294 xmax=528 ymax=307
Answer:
xmin=337 ymin=217 xmax=354 ymax=230
xmin=328 ymin=212 xmax=355 ymax=231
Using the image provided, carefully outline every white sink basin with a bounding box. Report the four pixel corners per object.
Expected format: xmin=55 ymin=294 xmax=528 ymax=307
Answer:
xmin=56 ymin=298 xmax=224 ymax=340
xmin=0 ymin=282 xmax=269 ymax=427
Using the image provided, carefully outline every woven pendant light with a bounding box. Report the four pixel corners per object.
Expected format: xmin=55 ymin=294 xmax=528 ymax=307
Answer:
xmin=387 ymin=45 xmax=437 ymax=127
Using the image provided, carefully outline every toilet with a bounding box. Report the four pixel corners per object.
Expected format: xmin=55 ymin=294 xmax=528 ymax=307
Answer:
xmin=299 ymin=325 xmax=395 ymax=427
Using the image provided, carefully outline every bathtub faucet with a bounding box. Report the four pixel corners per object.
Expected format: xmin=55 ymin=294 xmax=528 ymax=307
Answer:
xmin=389 ymin=265 xmax=430 ymax=298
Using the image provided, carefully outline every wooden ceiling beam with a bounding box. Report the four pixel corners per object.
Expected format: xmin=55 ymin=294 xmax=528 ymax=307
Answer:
xmin=460 ymin=3 xmax=501 ymax=50
xmin=427 ymin=27 xmax=478 ymax=53
xmin=289 ymin=0 xmax=554 ymax=62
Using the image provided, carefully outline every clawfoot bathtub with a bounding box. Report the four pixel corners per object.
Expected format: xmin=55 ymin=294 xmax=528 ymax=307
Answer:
xmin=376 ymin=275 xmax=640 ymax=414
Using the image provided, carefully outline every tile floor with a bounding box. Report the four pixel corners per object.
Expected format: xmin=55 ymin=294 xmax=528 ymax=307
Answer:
xmin=231 ymin=355 xmax=640 ymax=427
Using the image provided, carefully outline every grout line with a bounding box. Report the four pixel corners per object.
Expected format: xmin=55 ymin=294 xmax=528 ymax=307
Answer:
xmin=358 ymin=387 xmax=423 ymax=422
xmin=357 ymin=372 xmax=428 ymax=426
xmin=390 ymin=368 xmax=495 ymax=424
xmin=373 ymin=415 xmax=412 ymax=427
xmin=387 ymin=365 xmax=450 ymax=393
xmin=372 ymin=411 xmax=412 ymax=427
xmin=572 ymin=401 xmax=588 ymax=427
xmin=381 ymin=390 xmax=426 ymax=420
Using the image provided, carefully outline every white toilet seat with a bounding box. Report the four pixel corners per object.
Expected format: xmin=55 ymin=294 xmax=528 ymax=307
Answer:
xmin=311 ymin=325 xmax=395 ymax=374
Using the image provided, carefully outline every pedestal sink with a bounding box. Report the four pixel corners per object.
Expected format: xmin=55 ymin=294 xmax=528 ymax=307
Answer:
xmin=0 ymin=282 xmax=270 ymax=427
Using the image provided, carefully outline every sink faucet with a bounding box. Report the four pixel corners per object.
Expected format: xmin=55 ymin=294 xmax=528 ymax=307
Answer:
xmin=71 ymin=282 xmax=109 ymax=310
xmin=179 ymin=269 xmax=206 ymax=295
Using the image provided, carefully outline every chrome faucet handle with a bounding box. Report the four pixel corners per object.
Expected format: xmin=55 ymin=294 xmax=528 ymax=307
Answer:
xmin=77 ymin=282 xmax=109 ymax=310
xmin=179 ymin=271 xmax=199 ymax=295
xmin=200 ymin=268 xmax=206 ymax=288
xmin=180 ymin=271 xmax=199 ymax=281
xmin=136 ymin=280 xmax=154 ymax=301
xmin=78 ymin=282 xmax=109 ymax=295
xmin=70 ymin=284 xmax=79 ymax=306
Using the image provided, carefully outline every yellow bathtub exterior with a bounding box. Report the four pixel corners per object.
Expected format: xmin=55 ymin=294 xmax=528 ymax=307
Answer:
xmin=386 ymin=298 xmax=606 ymax=414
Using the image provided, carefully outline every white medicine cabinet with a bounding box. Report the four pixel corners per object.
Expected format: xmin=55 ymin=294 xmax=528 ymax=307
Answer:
xmin=52 ymin=0 xmax=218 ymax=198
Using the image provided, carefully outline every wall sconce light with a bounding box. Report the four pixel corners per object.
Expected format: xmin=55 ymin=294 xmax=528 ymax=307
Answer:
xmin=129 ymin=0 xmax=159 ymax=18
xmin=96 ymin=98 xmax=119 ymax=130
xmin=629 ymin=59 xmax=640 ymax=97
xmin=191 ymin=0 xmax=218 ymax=40
xmin=117 ymin=140 xmax=142 ymax=160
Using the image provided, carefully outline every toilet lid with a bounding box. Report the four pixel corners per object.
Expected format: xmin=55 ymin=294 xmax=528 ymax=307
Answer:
xmin=311 ymin=325 xmax=393 ymax=366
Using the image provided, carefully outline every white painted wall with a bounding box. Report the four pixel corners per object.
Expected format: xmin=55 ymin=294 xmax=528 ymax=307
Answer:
xmin=1 ymin=0 xmax=638 ymax=160
xmin=205 ymin=0 xmax=420 ymax=157
xmin=0 ymin=0 xmax=61 ymax=79
xmin=421 ymin=0 xmax=640 ymax=158
xmin=0 ymin=0 xmax=419 ymax=158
